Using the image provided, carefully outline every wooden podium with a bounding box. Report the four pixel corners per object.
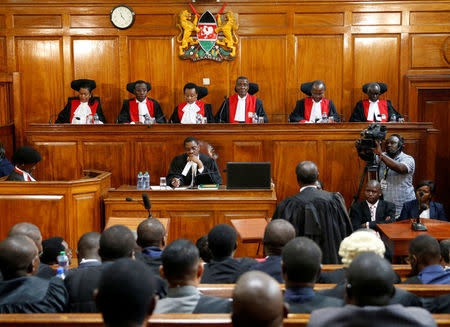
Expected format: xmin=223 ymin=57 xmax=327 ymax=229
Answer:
xmin=0 ymin=170 xmax=111 ymax=252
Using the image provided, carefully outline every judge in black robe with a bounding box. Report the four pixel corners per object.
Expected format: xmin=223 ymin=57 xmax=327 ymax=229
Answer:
xmin=167 ymin=136 xmax=222 ymax=188
xmin=215 ymin=77 xmax=268 ymax=123
xmin=289 ymin=81 xmax=340 ymax=123
xmin=117 ymin=80 xmax=166 ymax=124
xmin=170 ymin=84 xmax=214 ymax=124
xmin=272 ymin=161 xmax=352 ymax=264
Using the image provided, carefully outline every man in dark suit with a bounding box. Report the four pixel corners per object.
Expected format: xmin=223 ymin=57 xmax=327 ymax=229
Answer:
xmin=74 ymin=232 xmax=101 ymax=269
xmin=349 ymin=180 xmax=396 ymax=231
xmin=135 ymin=218 xmax=166 ymax=275
xmin=249 ymin=219 xmax=295 ymax=282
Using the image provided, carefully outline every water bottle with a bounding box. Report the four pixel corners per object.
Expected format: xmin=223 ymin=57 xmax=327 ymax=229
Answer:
xmin=252 ymin=113 xmax=259 ymax=124
xmin=93 ymin=113 xmax=100 ymax=124
xmin=196 ymin=113 xmax=203 ymax=124
xmin=56 ymin=267 xmax=65 ymax=280
xmin=143 ymin=171 xmax=150 ymax=190
xmin=137 ymin=171 xmax=143 ymax=190
xmin=144 ymin=114 xmax=151 ymax=124
xmin=390 ymin=114 xmax=397 ymax=122
xmin=56 ymin=251 xmax=69 ymax=272
xmin=321 ymin=112 xmax=328 ymax=123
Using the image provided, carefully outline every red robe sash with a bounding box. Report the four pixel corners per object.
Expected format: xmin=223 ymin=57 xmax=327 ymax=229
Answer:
xmin=363 ymin=100 xmax=388 ymax=122
xmin=300 ymin=97 xmax=330 ymax=123
xmin=69 ymin=99 xmax=99 ymax=123
xmin=129 ymin=98 xmax=155 ymax=122
xmin=177 ymin=100 xmax=206 ymax=121
xmin=228 ymin=94 xmax=257 ymax=123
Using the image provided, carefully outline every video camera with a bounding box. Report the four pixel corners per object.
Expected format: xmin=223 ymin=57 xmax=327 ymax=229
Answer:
xmin=359 ymin=123 xmax=387 ymax=149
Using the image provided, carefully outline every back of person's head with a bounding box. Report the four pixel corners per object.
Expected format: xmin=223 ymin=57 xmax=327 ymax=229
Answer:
xmin=232 ymin=271 xmax=286 ymax=327
xmin=161 ymin=239 xmax=201 ymax=284
xmin=346 ymin=252 xmax=395 ymax=306
xmin=281 ymin=237 xmax=322 ymax=284
xmin=99 ymin=225 xmax=136 ymax=261
xmin=77 ymin=232 xmax=101 ymax=260
xmin=41 ymin=236 xmax=64 ymax=265
xmin=440 ymin=239 xmax=450 ymax=266
xmin=96 ymin=258 xmax=157 ymax=327
xmin=409 ymin=234 xmax=441 ymax=269
xmin=207 ymin=224 xmax=237 ymax=259
xmin=196 ymin=235 xmax=212 ymax=263
xmin=295 ymin=161 xmax=319 ymax=185
xmin=137 ymin=218 xmax=166 ymax=248
xmin=0 ymin=235 xmax=38 ymax=280
xmin=339 ymin=230 xmax=385 ymax=268
xmin=8 ymin=222 xmax=42 ymax=251
xmin=263 ymin=220 xmax=296 ymax=256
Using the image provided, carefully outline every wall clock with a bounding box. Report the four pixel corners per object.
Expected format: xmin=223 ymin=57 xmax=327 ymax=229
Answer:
xmin=110 ymin=5 xmax=135 ymax=29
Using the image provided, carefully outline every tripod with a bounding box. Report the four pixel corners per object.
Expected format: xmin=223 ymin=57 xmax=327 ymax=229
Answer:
xmin=349 ymin=161 xmax=379 ymax=211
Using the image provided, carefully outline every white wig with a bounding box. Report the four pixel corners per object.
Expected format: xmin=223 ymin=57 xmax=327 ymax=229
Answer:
xmin=339 ymin=230 xmax=386 ymax=268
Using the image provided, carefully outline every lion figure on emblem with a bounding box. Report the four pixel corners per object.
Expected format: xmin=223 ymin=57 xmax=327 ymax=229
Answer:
xmin=176 ymin=10 xmax=200 ymax=56
xmin=215 ymin=12 xmax=239 ymax=57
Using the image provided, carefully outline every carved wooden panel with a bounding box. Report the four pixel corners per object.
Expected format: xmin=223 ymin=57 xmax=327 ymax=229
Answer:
xmin=166 ymin=211 xmax=214 ymax=243
xmin=411 ymin=34 xmax=450 ymax=68
xmin=239 ymin=13 xmax=288 ymax=27
xmin=232 ymin=141 xmax=263 ymax=162
xmin=70 ymin=15 xmax=111 ymax=28
xmin=72 ymin=38 xmax=120 ymax=124
xmin=134 ymin=14 xmax=175 ymax=28
xmin=13 ymin=15 xmax=62 ymax=28
xmin=15 ymin=38 xmax=64 ymax=125
xmin=72 ymin=192 xmax=99 ymax=245
xmin=352 ymin=12 xmax=401 ymax=25
xmin=0 ymin=37 xmax=6 ymax=72
xmin=0 ymin=124 xmax=14 ymax=159
xmin=294 ymin=13 xmax=344 ymax=26
xmin=0 ymin=84 xmax=9 ymax=124
xmin=135 ymin=142 xmax=168 ymax=185
xmin=353 ymin=35 xmax=400 ymax=110
xmin=0 ymin=15 xmax=5 ymax=28
xmin=410 ymin=11 xmax=450 ymax=25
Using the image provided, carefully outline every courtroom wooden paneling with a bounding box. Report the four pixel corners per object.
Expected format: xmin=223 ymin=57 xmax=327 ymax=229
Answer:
xmin=411 ymin=34 xmax=450 ymax=69
xmin=135 ymin=142 xmax=169 ymax=186
xmin=0 ymin=124 xmax=14 ymax=159
xmin=0 ymin=37 xmax=6 ymax=72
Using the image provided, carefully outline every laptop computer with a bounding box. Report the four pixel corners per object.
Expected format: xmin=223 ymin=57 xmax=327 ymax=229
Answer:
xmin=226 ymin=162 xmax=271 ymax=189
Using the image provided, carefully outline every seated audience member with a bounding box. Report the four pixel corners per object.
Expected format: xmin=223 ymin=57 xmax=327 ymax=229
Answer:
xmin=282 ymin=237 xmax=343 ymax=313
xmin=349 ymin=82 xmax=403 ymax=122
xmin=318 ymin=230 xmax=421 ymax=307
xmin=154 ymin=239 xmax=231 ymax=314
xmin=196 ymin=235 xmax=212 ymax=263
xmin=6 ymin=146 xmax=41 ymax=181
xmin=55 ymin=79 xmax=106 ymax=124
xmin=215 ymin=76 xmax=268 ymax=123
xmin=440 ymin=239 xmax=450 ymax=270
xmin=0 ymin=235 xmax=68 ymax=313
xmin=117 ymin=80 xmax=166 ymax=124
xmin=349 ymin=180 xmax=396 ymax=231
xmin=7 ymin=223 xmax=55 ymax=279
xmin=399 ymin=180 xmax=447 ymax=222
xmin=272 ymin=161 xmax=353 ymax=264
xmin=167 ymin=136 xmax=222 ymax=188
xmin=74 ymin=232 xmax=101 ymax=269
xmin=96 ymin=258 xmax=158 ymax=327
xmin=308 ymin=252 xmax=436 ymax=327
xmin=170 ymin=83 xmax=214 ymax=123
xmin=403 ymin=234 xmax=450 ymax=284
xmin=249 ymin=220 xmax=296 ymax=282
xmin=41 ymin=236 xmax=72 ymax=266
xmin=289 ymin=80 xmax=340 ymax=123
xmin=201 ymin=224 xmax=257 ymax=283
xmin=136 ymin=218 xmax=166 ymax=275
xmin=232 ymin=271 xmax=287 ymax=327
xmin=0 ymin=142 xmax=13 ymax=178
xmin=426 ymin=294 xmax=450 ymax=314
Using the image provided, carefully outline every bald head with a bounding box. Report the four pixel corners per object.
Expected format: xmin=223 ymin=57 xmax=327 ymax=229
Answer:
xmin=263 ymin=220 xmax=296 ymax=256
xmin=137 ymin=218 xmax=166 ymax=248
xmin=346 ymin=252 xmax=395 ymax=306
xmin=77 ymin=232 xmax=101 ymax=263
xmin=0 ymin=235 xmax=39 ymax=280
xmin=232 ymin=271 xmax=286 ymax=327
xmin=295 ymin=161 xmax=319 ymax=186
xmin=8 ymin=222 xmax=42 ymax=253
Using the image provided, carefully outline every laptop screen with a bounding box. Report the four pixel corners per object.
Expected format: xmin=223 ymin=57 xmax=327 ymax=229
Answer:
xmin=226 ymin=162 xmax=271 ymax=189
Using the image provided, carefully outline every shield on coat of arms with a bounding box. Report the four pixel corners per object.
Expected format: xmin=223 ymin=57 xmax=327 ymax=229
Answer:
xmin=197 ymin=11 xmax=217 ymax=53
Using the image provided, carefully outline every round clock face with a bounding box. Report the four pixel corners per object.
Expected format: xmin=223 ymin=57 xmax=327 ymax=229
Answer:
xmin=110 ymin=5 xmax=135 ymax=29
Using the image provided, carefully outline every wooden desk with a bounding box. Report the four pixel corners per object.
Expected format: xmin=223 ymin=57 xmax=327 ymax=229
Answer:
xmin=104 ymin=186 xmax=277 ymax=255
xmin=378 ymin=219 xmax=450 ymax=257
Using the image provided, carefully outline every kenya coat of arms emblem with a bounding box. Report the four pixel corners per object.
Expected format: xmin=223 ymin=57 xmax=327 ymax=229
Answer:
xmin=176 ymin=3 xmax=238 ymax=62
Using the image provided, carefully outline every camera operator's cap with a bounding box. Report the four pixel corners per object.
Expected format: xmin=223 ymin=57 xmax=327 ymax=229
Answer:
xmin=362 ymin=82 xmax=388 ymax=95
xmin=234 ymin=82 xmax=259 ymax=95
xmin=126 ymin=80 xmax=151 ymax=94
xmin=71 ymin=79 xmax=96 ymax=92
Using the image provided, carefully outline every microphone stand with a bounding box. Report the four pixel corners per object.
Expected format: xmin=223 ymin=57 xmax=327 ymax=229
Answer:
xmin=411 ymin=197 xmax=428 ymax=231
xmin=217 ymin=96 xmax=228 ymax=123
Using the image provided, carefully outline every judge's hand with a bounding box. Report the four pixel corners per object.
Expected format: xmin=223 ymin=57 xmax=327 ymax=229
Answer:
xmin=371 ymin=140 xmax=383 ymax=156
xmin=188 ymin=154 xmax=204 ymax=170
xmin=171 ymin=178 xmax=181 ymax=188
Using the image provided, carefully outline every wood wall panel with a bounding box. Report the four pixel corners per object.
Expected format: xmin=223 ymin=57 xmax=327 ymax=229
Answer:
xmin=352 ymin=12 xmax=401 ymax=25
xmin=353 ymin=35 xmax=400 ymax=109
xmin=70 ymin=15 xmax=111 ymax=28
xmin=411 ymin=34 xmax=450 ymax=68
xmin=294 ymin=13 xmax=344 ymax=27
xmin=239 ymin=13 xmax=288 ymax=27
xmin=72 ymin=38 xmax=120 ymax=124
xmin=73 ymin=192 xmax=99 ymax=244
xmin=232 ymin=141 xmax=263 ymax=162
xmin=15 ymin=38 xmax=64 ymax=125
xmin=135 ymin=142 xmax=168 ymax=185
xmin=167 ymin=211 xmax=214 ymax=243
xmin=410 ymin=12 xmax=450 ymax=25
xmin=0 ymin=15 xmax=5 ymax=29
xmin=13 ymin=15 xmax=62 ymax=29
xmin=0 ymin=84 xmax=10 ymax=124
xmin=0 ymin=37 xmax=6 ymax=72
xmin=128 ymin=37 xmax=174 ymax=119
xmin=134 ymin=14 xmax=175 ymax=28
xmin=295 ymin=35 xmax=344 ymax=119
xmin=240 ymin=37 xmax=287 ymax=121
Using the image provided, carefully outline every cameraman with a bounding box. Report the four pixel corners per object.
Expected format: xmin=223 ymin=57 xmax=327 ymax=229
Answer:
xmin=357 ymin=134 xmax=415 ymax=218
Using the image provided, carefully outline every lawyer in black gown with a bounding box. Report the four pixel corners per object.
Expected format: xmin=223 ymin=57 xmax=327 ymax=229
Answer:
xmin=170 ymin=83 xmax=214 ymax=124
xmin=55 ymin=79 xmax=106 ymax=124
xmin=215 ymin=77 xmax=268 ymax=123
xmin=167 ymin=136 xmax=222 ymax=188
xmin=272 ymin=161 xmax=352 ymax=264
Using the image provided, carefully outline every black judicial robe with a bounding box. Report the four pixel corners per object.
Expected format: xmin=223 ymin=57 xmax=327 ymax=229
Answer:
xmin=55 ymin=97 xmax=107 ymax=124
xmin=214 ymin=95 xmax=268 ymax=123
xmin=289 ymin=97 xmax=340 ymax=123
xmin=167 ymin=152 xmax=222 ymax=187
xmin=170 ymin=101 xmax=215 ymax=123
xmin=349 ymin=100 xmax=402 ymax=122
xmin=117 ymin=97 xmax=167 ymax=124
xmin=272 ymin=187 xmax=353 ymax=264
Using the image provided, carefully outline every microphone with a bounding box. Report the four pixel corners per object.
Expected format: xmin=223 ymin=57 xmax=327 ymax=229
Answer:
xmin=217 ymin=96 xmax=228 ymax=123
xmin=412 ymin=203 xmax=428 ymax=231
xmin=125 ymin=197 xmax=135 ymax=202
xmin=142 ymin=193 xmax=152 ymax=218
